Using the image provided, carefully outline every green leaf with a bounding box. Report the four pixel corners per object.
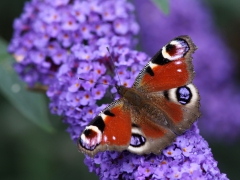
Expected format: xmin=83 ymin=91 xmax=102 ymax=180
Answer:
xmin=0 ymin=38 xmax=53 ymax=132
xmin=152 ymin=0 xmax=169 ymax=15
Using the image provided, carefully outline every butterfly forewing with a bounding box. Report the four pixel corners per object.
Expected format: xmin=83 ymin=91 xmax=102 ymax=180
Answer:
xmin=133 ymin=35 xmax=197 ymax=93
xmin=78 ymin=99 xmax=132 ymax=157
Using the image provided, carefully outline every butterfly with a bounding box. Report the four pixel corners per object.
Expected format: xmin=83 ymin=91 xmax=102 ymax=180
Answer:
xmin=77 ymin=35 xmax=200 ymax=157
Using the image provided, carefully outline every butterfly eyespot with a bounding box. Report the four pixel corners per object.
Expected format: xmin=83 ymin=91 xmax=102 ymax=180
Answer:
xmin=79 ymin=125 xmax=102 ymax=151
xmin=162 ymin=39 xmax=190 ymax=61
xmin=165 ymin=44 xmax=177 ymax=56
xmin=176 ymin=86 xmax=192 ymax=105
xmin=130 ymin=134 xmax=146 ymax=147
xmin=176 ymin=38 xmax=190 ymax=53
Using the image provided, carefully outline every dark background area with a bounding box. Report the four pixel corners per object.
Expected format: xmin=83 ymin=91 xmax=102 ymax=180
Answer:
xmin=0 ymin=0 xmax=240 ymax=179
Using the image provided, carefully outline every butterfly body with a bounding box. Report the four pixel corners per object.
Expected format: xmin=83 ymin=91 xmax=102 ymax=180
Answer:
xmin=117 ymin=85 xmax=171 ymax=129
xmin=78 ymin=36 xmax=200 ymax=157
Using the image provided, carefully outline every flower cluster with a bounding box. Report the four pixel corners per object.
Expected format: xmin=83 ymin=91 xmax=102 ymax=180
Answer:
xmin=8 ymin=0 xmax=139 ymax=86
xmin=85 ymin=123 xmax=228 ymax=180
xmin=9 ymin=0 xmax=228 ymax=179
xmin=134 ymin=0 xmax=240 ymax=140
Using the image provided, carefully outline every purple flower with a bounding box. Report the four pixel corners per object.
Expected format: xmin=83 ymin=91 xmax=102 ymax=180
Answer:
xmin=163 ymin=146 xmax=182 ymax=158
xmin=134 ymin=0 xmax=240 ymax=140
xmin=92 ymin=85 xmax=106 ymax=100
xmin=8 ymin=0 xmax=139 ymax=86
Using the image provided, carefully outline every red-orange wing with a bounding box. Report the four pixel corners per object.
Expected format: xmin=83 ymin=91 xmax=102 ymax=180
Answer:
xmin=77 ymin=99 xmax=132 ymax=157
xmin=133 ymin=36 xmax=197 ymax=92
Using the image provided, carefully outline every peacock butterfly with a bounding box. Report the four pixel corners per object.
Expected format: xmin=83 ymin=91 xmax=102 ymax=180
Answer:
xmin=77 ymin=35 xmax=200 ymax=157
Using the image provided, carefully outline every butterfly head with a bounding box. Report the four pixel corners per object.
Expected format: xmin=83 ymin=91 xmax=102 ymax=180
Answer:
xmin=115 ymin=85 xmax=128 ymax=97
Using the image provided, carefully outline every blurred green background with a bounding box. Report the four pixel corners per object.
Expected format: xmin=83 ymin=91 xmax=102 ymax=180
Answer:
xmin=0 ymin=0 xmax=240 ymax=179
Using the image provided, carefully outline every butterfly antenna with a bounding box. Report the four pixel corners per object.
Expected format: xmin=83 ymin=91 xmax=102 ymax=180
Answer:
xmin=78 ymin=77 xmax=112 ymax=87
xmin=106 ymin=47 xmax=122 ymax=86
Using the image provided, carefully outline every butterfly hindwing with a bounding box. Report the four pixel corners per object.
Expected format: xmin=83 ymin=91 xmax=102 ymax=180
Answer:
xmin=128 ymin=111 xmax=176 ymax=155
xmin=166 ymin=84 xmax=200 ymax=134
xmin=78 ymin=99 xmax=132 ymax=157
xmin=147 ymin=83 xmax=200 ymax=135
xmin=126 ymin=84 xmax=200 ymax=155
xmin=133 ymin=35 xmax=197 ymax=92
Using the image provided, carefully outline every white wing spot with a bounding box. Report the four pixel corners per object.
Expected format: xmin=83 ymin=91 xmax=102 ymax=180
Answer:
xmin=100 ymin=112 xmax=107 ymax=120
xmin=149 ymin=61 xmax=157 ymax=69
